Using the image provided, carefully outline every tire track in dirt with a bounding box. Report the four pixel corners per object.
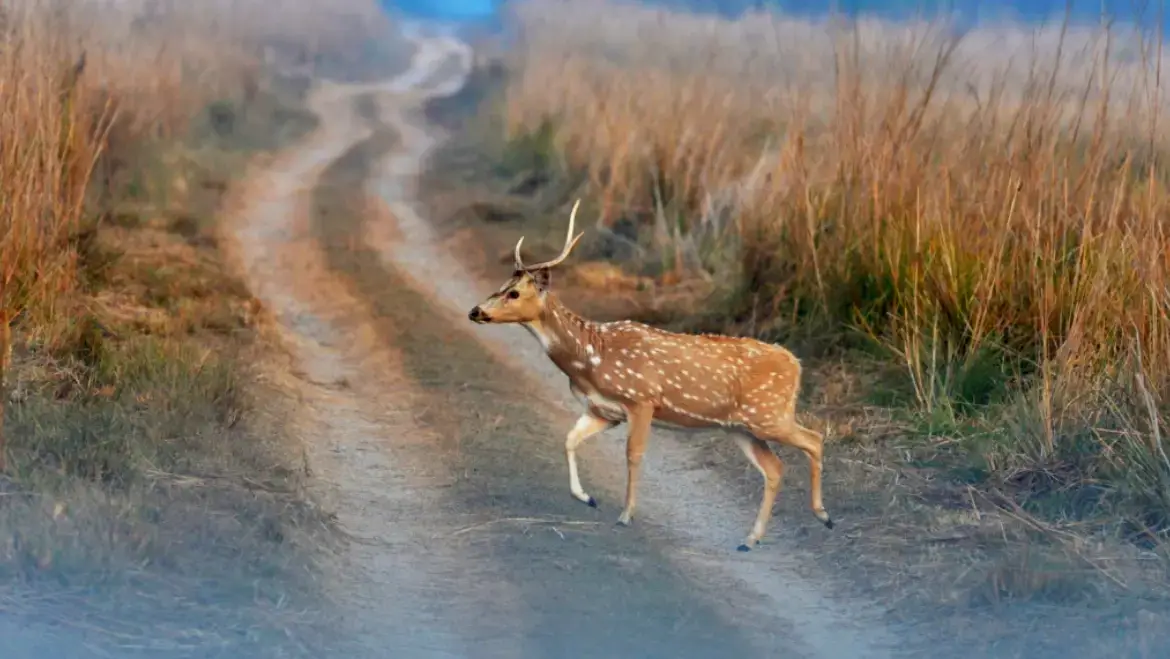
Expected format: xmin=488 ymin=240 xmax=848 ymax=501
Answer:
xmin=229 ymin=27 xmax=763 ymax=659
xmin=362 ymin=25 xmax=907 ymax=659
xmin=223 ymin=40 xmax=529 ymax=659
xmin=228 ymin=22 xmax=904 ymax=659
xmin=310 ymin=67 xmax=772 ymax=659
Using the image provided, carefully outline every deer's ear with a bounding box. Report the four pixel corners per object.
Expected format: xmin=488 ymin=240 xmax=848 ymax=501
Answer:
xmin=531 ymin=268 xmax=552 ymax=291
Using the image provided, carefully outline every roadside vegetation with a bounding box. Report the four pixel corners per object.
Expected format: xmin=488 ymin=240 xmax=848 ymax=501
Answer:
xmin=432 ymin=0 xmax=1170 ymax=650
xmin=0 ymin=0 xmax=403 ymax=654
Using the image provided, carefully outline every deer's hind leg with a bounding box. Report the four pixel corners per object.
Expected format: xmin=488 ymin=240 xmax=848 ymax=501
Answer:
xmin=747 ymin=418 xmax=834 ymax=531
xmin=732 ymin=434 xmax=785 ymax=552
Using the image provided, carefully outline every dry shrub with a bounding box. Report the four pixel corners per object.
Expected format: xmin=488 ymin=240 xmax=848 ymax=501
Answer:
xmin=0 ymin=0 xmax=395 ymax=467
xmin=0 ymin=0 xmax=394 ymax=334
xmin=0 ymin=0 xmax=394 ymax=457
xmin=499 ymin=0 xmax=1170 ymax=531
xmin=0 ymin=0 xmax=394 ymax=648
xmin=0 ymin=8 xmax=106 ymax=443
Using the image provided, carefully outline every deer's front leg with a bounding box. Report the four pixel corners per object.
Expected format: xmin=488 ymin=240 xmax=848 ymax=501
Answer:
xmin=565 ymin=412 xmax=615 ymax=507
xmin=616 ymin=404 xmax=654 ymax=526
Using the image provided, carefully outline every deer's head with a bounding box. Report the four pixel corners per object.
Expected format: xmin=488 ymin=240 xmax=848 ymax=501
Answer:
xmin=468 ymin=200 xmax=584 ymax=325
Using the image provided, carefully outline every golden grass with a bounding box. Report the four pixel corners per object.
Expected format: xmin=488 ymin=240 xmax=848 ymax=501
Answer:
xmin=0 ymin=0 xmax=397 ymax=651
xmin=0 ymin=0 xmax=394 ymax=450
xmin=496 ymin=0 xmax=1170 ymax=530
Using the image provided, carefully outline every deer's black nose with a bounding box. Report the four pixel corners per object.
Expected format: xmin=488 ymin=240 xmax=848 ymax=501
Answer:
xmin=468 ymin=306 xmax=486 ymax=323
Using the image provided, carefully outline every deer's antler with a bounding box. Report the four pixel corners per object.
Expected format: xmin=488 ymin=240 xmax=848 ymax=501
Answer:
xmin=514 ymin=199 xmax=584 ymax=271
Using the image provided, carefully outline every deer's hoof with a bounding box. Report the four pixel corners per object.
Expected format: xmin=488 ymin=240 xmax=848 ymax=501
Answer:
xmin=736 ymin=543 xmax=753 ymax=552
xmin=615 ymin=513 xmax=632 ymax=527
xmin=571 ymin=492 xmax=597 ymax=508
xmin=815 ymin=508 xmax=834 ymax=529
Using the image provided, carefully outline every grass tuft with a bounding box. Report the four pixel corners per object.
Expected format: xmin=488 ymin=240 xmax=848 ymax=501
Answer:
xmin=0 ymin=0 xmax=403 ymax=654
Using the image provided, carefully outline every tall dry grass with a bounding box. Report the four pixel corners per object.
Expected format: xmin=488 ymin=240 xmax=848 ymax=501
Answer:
xmin=0 ymin=0 xmax=394 ymax=465
xmin=0 ymin=1 xmax=397 ymax=648
xmin=500 ymin=0 xmax=1170 ymax=531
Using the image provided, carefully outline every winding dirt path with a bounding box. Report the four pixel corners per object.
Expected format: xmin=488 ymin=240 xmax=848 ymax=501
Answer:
xmin=226 ymin=23 xmax=906 ymax=659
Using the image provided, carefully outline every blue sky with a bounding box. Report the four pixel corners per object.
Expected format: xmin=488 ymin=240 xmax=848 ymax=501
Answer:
xmin=382 ymin=0 xmax=1167 ymax=33
xmin=661 ymin=1 xmax=1166 ymax=31
xmin=380 ymin=0 xmax=499 ymax=21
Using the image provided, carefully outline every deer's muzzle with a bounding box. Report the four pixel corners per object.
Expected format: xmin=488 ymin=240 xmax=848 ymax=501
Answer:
xmin=468 ymin=306 xmax=488 ymax=323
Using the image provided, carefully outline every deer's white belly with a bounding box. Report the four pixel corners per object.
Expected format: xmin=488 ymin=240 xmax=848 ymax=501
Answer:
xmin=570 ymin=381 xmax=628 ymax=423
xmin=567 ymin=380 xmax=736 ymax=436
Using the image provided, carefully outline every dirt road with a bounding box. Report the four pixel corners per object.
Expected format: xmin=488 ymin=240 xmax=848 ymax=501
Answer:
xmin=227 ymin=23 xmax=906 ymax=659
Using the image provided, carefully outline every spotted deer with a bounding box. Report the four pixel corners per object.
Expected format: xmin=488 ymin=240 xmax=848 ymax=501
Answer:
xmin=468 ymin=201 xmax=833 ymax=551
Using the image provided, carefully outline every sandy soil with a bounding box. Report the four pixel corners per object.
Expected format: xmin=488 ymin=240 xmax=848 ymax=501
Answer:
xmin=223 ymin=21 xmax=916 ymax=659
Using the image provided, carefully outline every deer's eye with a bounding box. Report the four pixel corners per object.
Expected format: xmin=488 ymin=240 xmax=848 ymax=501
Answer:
xmin=507 ymin=290 xmax=520 ymax=300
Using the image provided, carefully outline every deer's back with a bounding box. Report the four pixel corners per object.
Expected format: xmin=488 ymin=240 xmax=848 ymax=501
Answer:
xmin=598 ymin=321 xmax=802 ymax=425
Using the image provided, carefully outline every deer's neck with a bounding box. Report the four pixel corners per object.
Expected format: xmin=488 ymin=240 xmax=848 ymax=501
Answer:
xmin=523 ymin=294 xmax=600 ymax=366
